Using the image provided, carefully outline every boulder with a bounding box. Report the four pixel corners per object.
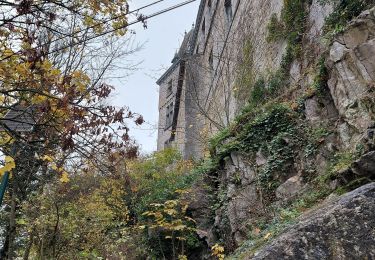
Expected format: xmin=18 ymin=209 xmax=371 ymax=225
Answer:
xmin=246 ymin=183 xmax=375 ymax=259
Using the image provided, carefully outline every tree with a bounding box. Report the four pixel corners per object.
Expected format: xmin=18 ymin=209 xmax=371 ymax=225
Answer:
xmin=19 ymin=169 xmax=131 ymax=259
xmin=13 ymin=148 xmax=202 ymax=259
xmin=0 ymin=0 xmax=143 ymax=257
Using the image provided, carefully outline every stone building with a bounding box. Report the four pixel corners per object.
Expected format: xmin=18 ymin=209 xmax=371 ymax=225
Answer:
xmin=156 ymin=30 xmax=193 ymax=158
xmin=157 ymin=0 xmax=287 ymax=158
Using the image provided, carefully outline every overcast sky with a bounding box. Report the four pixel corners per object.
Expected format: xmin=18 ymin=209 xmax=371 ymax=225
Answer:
xmin=110 ymin=0 xmax=200 ymax=154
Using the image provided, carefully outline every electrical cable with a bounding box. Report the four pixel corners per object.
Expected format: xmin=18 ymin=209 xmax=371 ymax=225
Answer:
xmin=47 ymin=0 xmax=168 ymax=46
xmin=45 ymin=0 xmax=197 ymax=56
xmin=0 ymin=0 xmax=196 ymax=61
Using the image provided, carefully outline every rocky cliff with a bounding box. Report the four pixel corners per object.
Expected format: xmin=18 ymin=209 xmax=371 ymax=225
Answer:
xmin=188 ymin=2 xmax=375 ymax=259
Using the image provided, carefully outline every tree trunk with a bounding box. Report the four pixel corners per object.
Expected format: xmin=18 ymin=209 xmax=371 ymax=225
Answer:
xmin=172 ymin=231 xmax=176 ymax=260
xmin=23 ymin=229 xmax=34 ymax=260
xmin=7 ymin=187 xmax=17 ymax=259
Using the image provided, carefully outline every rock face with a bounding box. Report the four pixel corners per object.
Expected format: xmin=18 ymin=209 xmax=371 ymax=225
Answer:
xmin=219 ymin=152 xmax=263 ymax=246
xmin=189 ymin=4 xmax=375 ymax=258
xmin=327 ymin=7 xmax=375 ymax=147
xmin=275 ymin=175 xmax=305 ymax=200
xmin=248 ymin=183 xmax=375 ymax=260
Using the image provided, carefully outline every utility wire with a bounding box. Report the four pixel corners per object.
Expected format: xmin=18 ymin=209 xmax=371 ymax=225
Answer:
xmin=47 ymin=0 xmax=167 ymax=46
xmin=0 ymin=0 xmax=196 ymax=62
xmin=47 ymin=0 xmax=196 ymax=55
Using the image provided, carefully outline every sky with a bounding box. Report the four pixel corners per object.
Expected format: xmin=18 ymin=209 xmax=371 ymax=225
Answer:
xmin=110 ymin=0 xmax=200 ymax=154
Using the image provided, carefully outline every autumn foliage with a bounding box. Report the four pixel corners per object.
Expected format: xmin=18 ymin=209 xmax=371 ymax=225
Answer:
xmin=0 ymin=0 xmax=142 ymax=258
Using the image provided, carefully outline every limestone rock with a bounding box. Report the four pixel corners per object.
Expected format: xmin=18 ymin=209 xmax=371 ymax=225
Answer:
xmin=327 ymin=7 xmax=375 ymax=146
xmin=304 ymin=96 xmax=338 ymax=124
xmin=352 ymin=151 xmax=375 ymax=176
xmin=248 ymin=183 xmax=375 ymax=259
xmin=275 ymin=175 xmax=305 ymax=200
xmin=255 ymin=150 xmax=267 ymax=166
xmin=308 ymin=0 xmax=334 ymax=40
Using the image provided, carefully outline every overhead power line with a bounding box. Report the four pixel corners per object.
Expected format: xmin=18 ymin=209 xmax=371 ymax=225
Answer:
xmin=47 ymin=0 xmax=197 ymax=56
xmin=48 ymin=0 xmax=168 ymax=46
xmin=0 ymin=0 xmax=197 ymax=62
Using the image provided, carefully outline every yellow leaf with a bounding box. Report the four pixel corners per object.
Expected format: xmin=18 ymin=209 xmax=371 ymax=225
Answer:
xmin=173 ymin=225 xmax=186 ymax=231
xmin=264 ymin=232 xmax=272 ymax=240
xmin=40 ymin=60 xmax=53 ymax=71
xmin=60 ymin=172 xmax=70 ymax=183
xmin=0 ymin=156 xmax=16 ymax=176
xmin=178 ymin=255 xmax=188 ymax=260
xmin=4 ymin=156 xmax=15 ymax=168
xmin=42 ymin=155 xmax=53 ymax=162
xmin=31 ymin=94 xmax=48 ymax=104
xmin=164 ymin=208 xmax=177 ymax=216
xmin=16 ymin=219 xmax=27 ymax=225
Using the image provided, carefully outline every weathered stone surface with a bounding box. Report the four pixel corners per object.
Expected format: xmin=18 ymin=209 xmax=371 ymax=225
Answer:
xmin=352 ymin=151 xmax=375 ymax=176
xmin=222 ymin=152 xmax=263 ymax=245
xmin=188 ymin=183 xmax=215 ymax=244
xmin=227 ymin=184 xmax=261 ymax=245
xmin=275 ymin=175 xmax=305 ymax=200
xmin=308 ymin=0 xmax=334 ymax=40
xmin=226 ymin=152 xmax=256 ymax=186
xmin=304 ymin=95 xmax=338 ymax=124
xmin=327 ymin=7 xmax=375 ymax=146
xmin=248 ymin=183 xmax=375 ymax=260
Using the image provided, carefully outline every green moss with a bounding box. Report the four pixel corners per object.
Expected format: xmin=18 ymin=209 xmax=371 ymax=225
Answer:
xmin=258 ymin=131 xmax=299 ymax=194
xmin=209 ymin=128 xmax=231 ymax=153
xmin=245 ymin=0 xmax=311 ymax=109
xmin=236 ymin=105 xmax=296 ymax=155
xmin=192 ymin=157 xmax=221 ymax=176
xmin=304 ymin=125 xmax=331 ymax=158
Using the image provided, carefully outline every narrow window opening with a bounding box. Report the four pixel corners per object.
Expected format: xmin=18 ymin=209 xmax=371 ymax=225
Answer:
xmin=209 ymin=49 xmax=214 ymax=69
xmin=167 ymin=80 xmax=173 ymax=97
xmin=165 ymin=102 xmax=174 ymax=129
xmin=224 ymin=0 xmax=233 ymax=23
